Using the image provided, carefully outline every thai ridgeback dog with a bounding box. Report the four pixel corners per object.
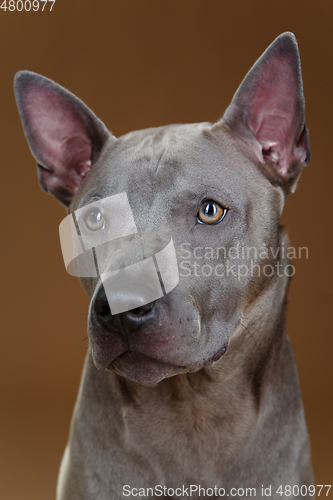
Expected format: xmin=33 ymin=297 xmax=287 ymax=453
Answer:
xmin=15 ymin=32 xmax=313 ymax=499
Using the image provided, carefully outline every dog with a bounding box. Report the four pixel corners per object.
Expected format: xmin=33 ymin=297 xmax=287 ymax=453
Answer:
xmin=15 ymin=32 xmax=314 ymax=499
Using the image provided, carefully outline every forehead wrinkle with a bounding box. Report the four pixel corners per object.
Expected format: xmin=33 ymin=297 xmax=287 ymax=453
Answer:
xmin=149 ymin=129 xmax=171 ymax=178
xmin=149 ymin=126 xmax=194 ymax=180
xmin=120 ymin=129 xmax=169 ymax=182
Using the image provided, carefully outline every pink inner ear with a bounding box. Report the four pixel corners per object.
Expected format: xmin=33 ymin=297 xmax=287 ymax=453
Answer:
xmin=247 ymin=54 xmax=299 ymax=173
xmin=23 ymin=84 xmax=92 ymax=194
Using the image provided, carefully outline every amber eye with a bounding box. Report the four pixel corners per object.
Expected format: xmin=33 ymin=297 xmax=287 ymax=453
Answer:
xmin=197 ymin=201 xmax=226 ymax=225
xmin=84 ymin=208 xmax=105 ymax=231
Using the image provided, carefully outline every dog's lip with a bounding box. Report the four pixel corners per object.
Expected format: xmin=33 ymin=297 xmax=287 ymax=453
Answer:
xmin=203 ymin=344 xmax=228 ymax=367
xmin=107 ymin=349 xmax=186 ymax=371
xmin=106 ymin=343 xmax=228 ymax=375
xmin=107 ymin=349 xmax=188 ymax=385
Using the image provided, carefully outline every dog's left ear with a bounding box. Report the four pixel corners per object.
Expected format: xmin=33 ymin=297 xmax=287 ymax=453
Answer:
xmin=213 ymin=32 xmax=310 ymax=191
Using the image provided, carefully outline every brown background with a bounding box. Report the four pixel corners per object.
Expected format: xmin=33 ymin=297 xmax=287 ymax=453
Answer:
xmin=1 ymin=1 xmax=332 ymax=498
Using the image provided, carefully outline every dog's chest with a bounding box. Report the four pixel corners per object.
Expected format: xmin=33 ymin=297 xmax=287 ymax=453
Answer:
xmin=113 ymin=374 xmax=258 ymax=484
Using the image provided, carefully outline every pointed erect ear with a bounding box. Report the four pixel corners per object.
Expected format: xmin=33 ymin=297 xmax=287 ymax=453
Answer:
xmin=14 ymin=71 xmax=113 ymax=206
xmin=213 ymin=32 xmax=310 ymax=191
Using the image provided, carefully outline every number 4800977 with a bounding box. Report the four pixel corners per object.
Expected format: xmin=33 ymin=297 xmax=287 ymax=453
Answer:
xmin=0 ymin=0 xmax=56 ymax=11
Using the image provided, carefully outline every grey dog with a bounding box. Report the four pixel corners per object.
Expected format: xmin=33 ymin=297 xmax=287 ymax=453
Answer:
xmin=15 ymin=32 xmax=313 ymax=499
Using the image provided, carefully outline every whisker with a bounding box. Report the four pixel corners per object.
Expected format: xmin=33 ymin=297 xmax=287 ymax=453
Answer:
xmin=83 ymin=344 xmax=90 ymax=354
xmin=240 ymin=321 xmax=257 ymax=345
xmin=77 ymin=336 xmax=90 ymax=355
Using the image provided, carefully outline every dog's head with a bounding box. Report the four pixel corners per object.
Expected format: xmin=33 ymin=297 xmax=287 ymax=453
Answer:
xmin=14 ymin=32 xmax=310 ymax=385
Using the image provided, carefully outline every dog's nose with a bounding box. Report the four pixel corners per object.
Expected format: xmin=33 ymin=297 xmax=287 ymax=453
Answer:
xmin=93 ymin=285 xmax=156 ymax=331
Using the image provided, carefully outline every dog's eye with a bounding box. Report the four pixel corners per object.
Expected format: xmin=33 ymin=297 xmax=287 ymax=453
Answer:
xmin=84 ymin=208 xmax=105 ymax=231
xmin=197 ymin=201 xmax=226 ymax=225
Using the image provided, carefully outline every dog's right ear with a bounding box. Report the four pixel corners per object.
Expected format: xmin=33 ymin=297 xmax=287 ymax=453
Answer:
xmin=14 ymin=71 xmax=113 ymax=207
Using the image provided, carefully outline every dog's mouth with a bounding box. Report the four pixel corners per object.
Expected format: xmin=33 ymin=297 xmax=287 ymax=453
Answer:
xmin=89 ymin=285 xmax=230 ymax=385
xmin=107 ymin=349 xmax=187 ymax=386
xmin=101 ymin=342 xmax=228 ymax=386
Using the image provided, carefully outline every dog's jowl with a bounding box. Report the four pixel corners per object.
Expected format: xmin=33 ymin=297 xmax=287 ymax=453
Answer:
xmin=15 ymin=32 xmax=314 ymax=499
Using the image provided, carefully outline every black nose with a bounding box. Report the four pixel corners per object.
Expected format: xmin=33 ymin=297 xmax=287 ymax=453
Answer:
xmin=93 ymin=285 xmax=156 ymax=332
